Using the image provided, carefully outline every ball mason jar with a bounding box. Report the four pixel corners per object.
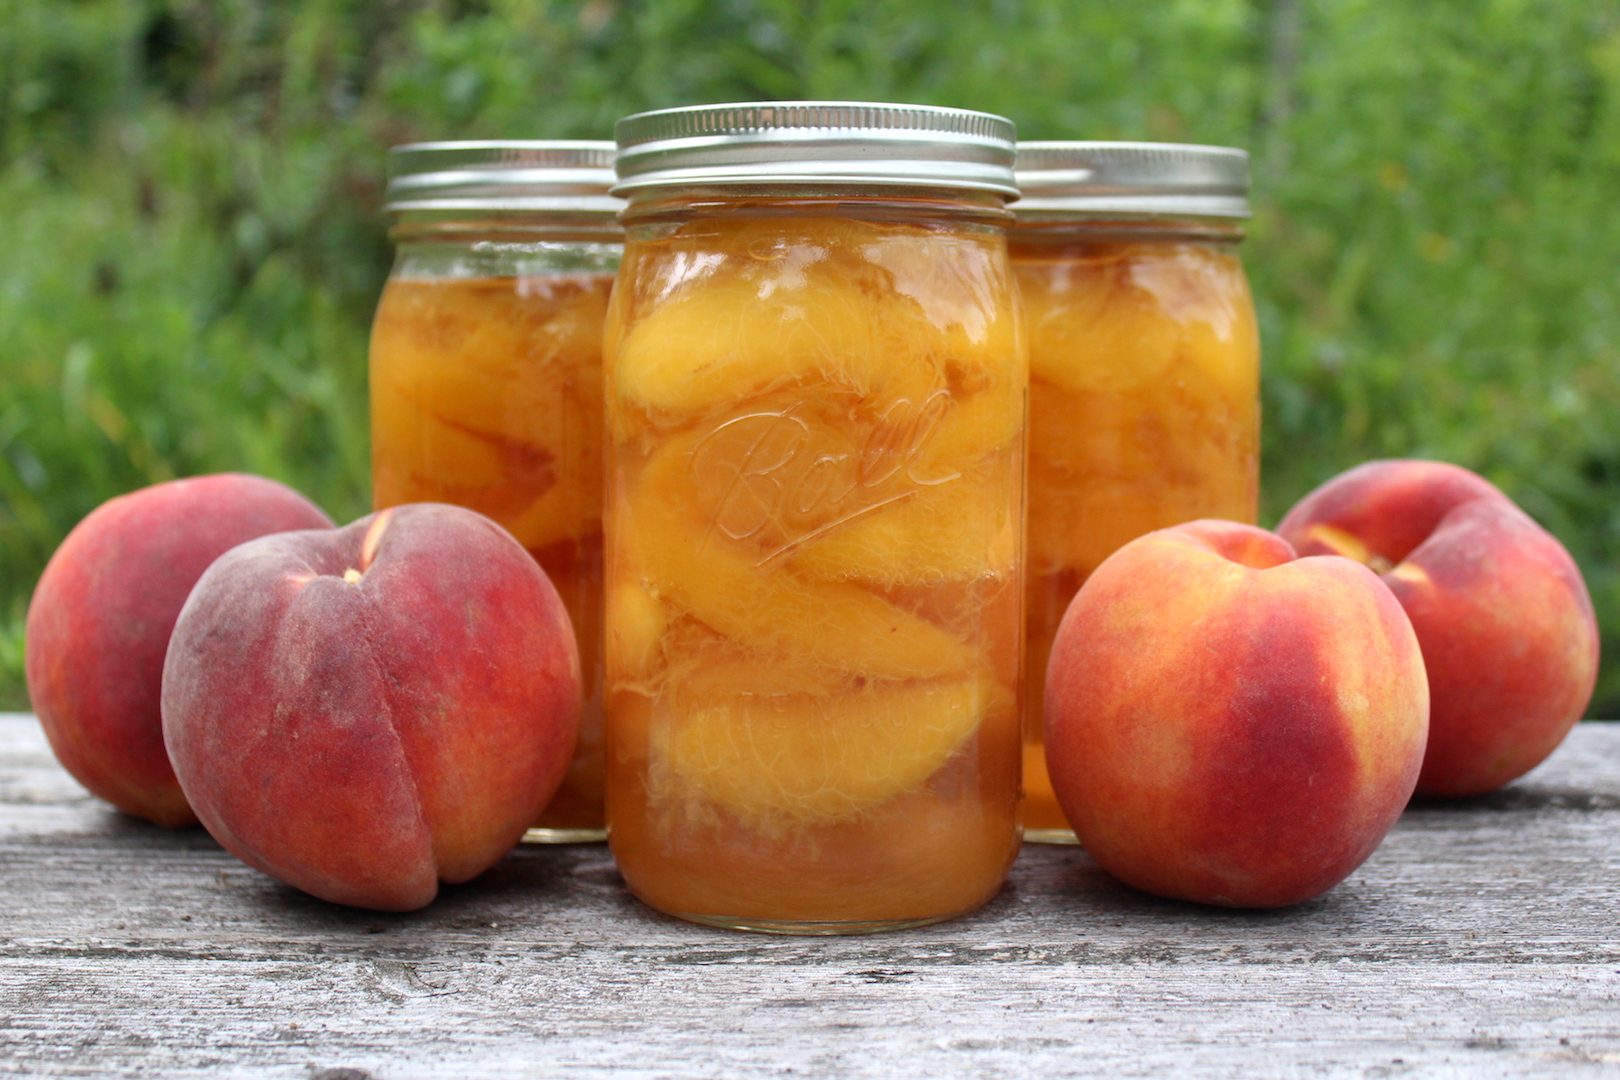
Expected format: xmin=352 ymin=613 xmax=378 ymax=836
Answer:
xmin=604 ymin=103 xmax=1027 ymax=933
xmin=369 ymin=142 xmax=624 ymax=842
xmin=1013 ymin=143 xmax=1260 ymax=842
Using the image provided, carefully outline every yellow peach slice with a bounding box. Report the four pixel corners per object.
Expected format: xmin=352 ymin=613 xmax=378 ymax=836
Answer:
xmin=612 ymin=217 xmax=1020 ymax=424
xmin=370 ymin=420 xmax=556 ymax=523
xmin=629 ymin=437 xmax=976 ymax=681
xmin=786 ymin=475 xmax=1016 ymax=586
xmin=1019 ymin=244 xmax=1257 ymax=402
xmin=666 ymin=392 xmax=1011 ymax=572
xmin=1018 ymin=253 xmax=1179 ymax=394
xmin=1176 ymin=281 xmax=1260 ymax=403
xmin=370 ymin=277 xmax=607 ymax=544
xmin=373 ymin=278 xmax=607 ymax=453
xmin=501 ymin=484 xmax=599 ymax=551
xmin=651 ymin=673 xmax=1005 ymax=825
xmin=613 ymin=268 xmax=945 ymax=417
xmin=606 ymin=579 xmax=667 ymax=681
xmin=906 ymin=380 xmax=1023 ymax=475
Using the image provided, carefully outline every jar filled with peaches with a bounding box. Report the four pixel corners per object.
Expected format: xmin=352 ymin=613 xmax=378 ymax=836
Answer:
xmin=604 ymin=103 xmax=1027 ymax=933
xmin=369 ymin=142 xmax=623 ymax=841
xmin=1013 ymin=143 xmax=1260 ymax=842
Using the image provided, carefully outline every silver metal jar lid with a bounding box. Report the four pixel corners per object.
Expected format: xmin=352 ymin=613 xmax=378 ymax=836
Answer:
xmin=612 ymin=102 xmax=1019 ymax=199
xmin=1014 ymin=142 xmax=1250 ymax=219
xmin=385 ymin=141 xmax=624 ymax=217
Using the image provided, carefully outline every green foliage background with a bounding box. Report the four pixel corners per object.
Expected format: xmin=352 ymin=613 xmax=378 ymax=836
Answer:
xmin=2 ymin=0 xmax=1617 ymax=714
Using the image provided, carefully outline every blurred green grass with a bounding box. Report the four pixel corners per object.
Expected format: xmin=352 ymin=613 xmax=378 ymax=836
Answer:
xmin=2 ymin=0 xmax=1617 ymax=715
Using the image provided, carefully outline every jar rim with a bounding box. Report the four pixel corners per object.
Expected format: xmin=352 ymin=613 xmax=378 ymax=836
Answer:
xmin=612 ymin=101 xmax=1019 ymax=200
xmin=1015 ymin=142 xmax=1251 ymax=219
xmin=385 ymin=140 xmax=625 ymax=217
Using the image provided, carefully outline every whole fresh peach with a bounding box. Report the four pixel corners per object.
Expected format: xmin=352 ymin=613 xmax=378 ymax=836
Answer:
xmin=161 ymin=503 xmax=580 ymax=911
xmin=1278 ymin=459 xmax=1599 ymax=797
xmin=25 ymin=474 xmax=334 ymax=826
xmin=1045 ymin=520 xmax=1428 ymax=908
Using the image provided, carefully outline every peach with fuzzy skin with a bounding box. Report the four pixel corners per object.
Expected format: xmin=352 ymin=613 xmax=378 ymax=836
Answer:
xmin=1045 ymin=520 xmax=1429 ymax=908
xmin=1278 ymin=459 xmax=1599 ymax=797
xmin=25 ymin=474 xmax=334 ymax=826
xmin=161 ymin=503 xmax=580 ymax=911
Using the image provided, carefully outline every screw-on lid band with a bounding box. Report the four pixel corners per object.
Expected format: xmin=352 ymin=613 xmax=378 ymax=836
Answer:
xmin=385 ymin=141 xmax=624 ymax=217
xmin=1015 ymin=142 xmax=1250 ymax=219
xmin=613 ymin=102 xmax=1019 ymax=199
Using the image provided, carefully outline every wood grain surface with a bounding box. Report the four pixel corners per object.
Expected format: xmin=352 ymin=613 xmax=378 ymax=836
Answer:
xmin=3 ymin=712 xmax=1618 ymax=1079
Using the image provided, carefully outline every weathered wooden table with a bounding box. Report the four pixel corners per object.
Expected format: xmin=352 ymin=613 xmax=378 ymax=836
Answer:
xmin=3 ymin=712 xmax=1618 ymax=1078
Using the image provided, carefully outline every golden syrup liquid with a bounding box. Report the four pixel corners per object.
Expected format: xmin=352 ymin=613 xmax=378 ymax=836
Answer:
xmin=1014 ymin=237 xmax=1259 ymax=838
xmin=605 ymin=213 xmax=1025 ymax=931
xmin=370 ymin=272 xmax=613 ymax=837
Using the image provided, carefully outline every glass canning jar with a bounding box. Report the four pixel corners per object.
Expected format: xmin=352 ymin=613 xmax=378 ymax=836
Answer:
xmin=1013 ymin=143 xmax=1260 ymax=843
xmin=604 ymin=102 xmax=1027 ymax=934
xmin=369 ymin=141 xmax=624 ymax=842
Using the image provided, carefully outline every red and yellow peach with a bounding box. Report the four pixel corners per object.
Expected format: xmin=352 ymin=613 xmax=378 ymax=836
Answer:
xmin=25 ymin=474 xmax=333 ymax=826
xmin=161 ymin=503 xmax=581 ymax=911
xmin=1278 ymin=459 xmax=1599 ymax=797
xmin=1044 ymin=519 xmax=1429 ymax=908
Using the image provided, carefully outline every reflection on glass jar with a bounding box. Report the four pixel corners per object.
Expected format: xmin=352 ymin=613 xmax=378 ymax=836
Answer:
xmin=369 ymin=142 xmax=623 ymax=841
xmin=1013 ymin=143 xmax=1260 ymax=842
xmin=604 ymin=103 xmax=1026 ymax=934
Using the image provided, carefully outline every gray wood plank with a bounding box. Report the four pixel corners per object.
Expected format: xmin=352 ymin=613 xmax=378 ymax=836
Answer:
xmin=2 ymin=712 xmax=1618 ymax=1078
